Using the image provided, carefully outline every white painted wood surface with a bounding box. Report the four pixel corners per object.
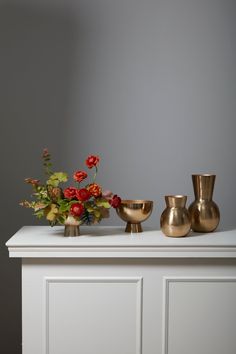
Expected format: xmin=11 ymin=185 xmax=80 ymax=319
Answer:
xmin=6 ymin=227 xmax=236 ymax=354
xmin=6 ymin=226 xmax=236 ymax=258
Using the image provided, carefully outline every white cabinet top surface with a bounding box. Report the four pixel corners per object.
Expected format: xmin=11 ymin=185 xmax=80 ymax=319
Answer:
xmin=6 ymin=226 xmax=236 ymax=258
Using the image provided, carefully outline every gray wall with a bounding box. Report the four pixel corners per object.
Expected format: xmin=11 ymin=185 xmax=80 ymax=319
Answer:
xmin=1 ymin=0 xmax=236 ymax=352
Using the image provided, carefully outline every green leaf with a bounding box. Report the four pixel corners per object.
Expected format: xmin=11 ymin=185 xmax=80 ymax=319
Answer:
xmin=34 ymin=209 xmax=45 ymax=219
xmin=95 ymin=199 xmax=110 ymax=208
xmin=57 ymin=215 xmax=67 ymax=224
xmin=94 ymin=210 xmax=101 ymax=218
xmin=55 ymin=172 xmax=68 ymax=182
xmin=80 ymin=210 xmax=94 ymax=225
xmin=59 ymin=204 xmax=70 ymax=213
xmin=86 ymin=206 xmax=95 ymax=213
xmin=58 ymin=199 xmax=70 ymax=213
xmin=47 ymin=172 xmax=68 ymax=187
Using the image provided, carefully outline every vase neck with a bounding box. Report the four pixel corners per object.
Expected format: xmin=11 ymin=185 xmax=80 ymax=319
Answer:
xmin=192 ymin=174 xmax=215 ymax=200
xmin=65 ymin=214 xmax=79 ymax=226
xmin=165 ymin=195 xmax=187 ymax=208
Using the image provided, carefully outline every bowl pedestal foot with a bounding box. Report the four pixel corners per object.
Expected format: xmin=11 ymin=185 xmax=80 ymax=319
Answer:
xmin=125 ymin=222 xmax=143 ymax=233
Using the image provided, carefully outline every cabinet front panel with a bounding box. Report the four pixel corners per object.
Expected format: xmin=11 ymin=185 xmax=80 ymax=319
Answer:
xmin=45 ymin=277 xmax=142 ymax=354
xmin=164 ymin=278 xmax=236 ymax=354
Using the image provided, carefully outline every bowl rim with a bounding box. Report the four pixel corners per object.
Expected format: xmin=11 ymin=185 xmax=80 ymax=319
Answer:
xmin=120 ymin=199 xmax=153 ymax=204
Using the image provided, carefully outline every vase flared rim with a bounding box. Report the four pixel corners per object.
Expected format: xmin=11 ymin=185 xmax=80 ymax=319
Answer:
xmin=192 ymin=174 xmax=216 ymax=177
xmin=165 ymin=195 xmax=187 ymax=199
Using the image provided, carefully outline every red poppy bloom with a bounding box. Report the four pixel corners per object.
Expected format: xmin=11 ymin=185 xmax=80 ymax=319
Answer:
xmin=109 ymin=195 xmax=121 ymax=208
xmin=85 ymin=155 xmax=100 ymax=169
xmin=76 ymin=188 xmax=91 ymax=202
xmin=70 ymin=203 xmax=84 ymax=217
xmin=63 ymin=187 xmax=77 ymax=199
xmin=73 ymin=170 xmax=88 ymax=183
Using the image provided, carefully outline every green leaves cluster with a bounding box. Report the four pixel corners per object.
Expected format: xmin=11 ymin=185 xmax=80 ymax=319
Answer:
xmin=47 ymin=172 xmax=68 ymax=187
xmin=42 ymin=149 xmax=53 ymax=176
xmin=21 ymin=151 xmax=69 ymax=226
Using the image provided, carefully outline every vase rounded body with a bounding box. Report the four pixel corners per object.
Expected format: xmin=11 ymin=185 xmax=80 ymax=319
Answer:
xmin=160 ymin=195 xmax=191 ymax=237
xmin=189 ymin=174 xmax=220 ymax=232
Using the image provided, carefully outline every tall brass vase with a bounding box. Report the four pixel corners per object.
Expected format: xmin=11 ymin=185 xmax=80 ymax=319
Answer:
xmin=160 ymin=195 xmax=191 ymax=237
xmin=189 ymin=174 xmax=220 ymax=232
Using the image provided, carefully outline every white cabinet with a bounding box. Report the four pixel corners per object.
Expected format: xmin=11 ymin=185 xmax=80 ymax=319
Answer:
xmin=6 ymin=226 xmax=236 ymax=354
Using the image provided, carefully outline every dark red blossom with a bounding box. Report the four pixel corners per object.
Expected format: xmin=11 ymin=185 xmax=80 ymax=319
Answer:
xmin=85 ymin=155 xmax=100 ymax=169
xmin=70 ymin=203 xmax=84 ymax=217
xmin=63 ymin=187 xmax=77 ymax=199
xmin=76 ymin=188 xmax=91 ymax=202
xmin=109 ymin=195 xmax=121 ymax=208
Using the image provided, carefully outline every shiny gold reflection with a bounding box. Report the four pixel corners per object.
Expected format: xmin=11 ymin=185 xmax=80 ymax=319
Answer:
xmin=116 ymin=200 xmax=153 ymax=233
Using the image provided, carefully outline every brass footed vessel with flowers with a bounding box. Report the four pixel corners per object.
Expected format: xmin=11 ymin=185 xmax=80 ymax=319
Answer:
xmin=20 ymin=150 xmax=121 ymax=236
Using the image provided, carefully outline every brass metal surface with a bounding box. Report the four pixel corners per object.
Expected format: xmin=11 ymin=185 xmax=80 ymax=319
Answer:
xmin=116 ymin=200 xmax=153 ymax=233
xmin=64 ymin=225 xmax=80 ymax=237
xmin=189 ymin=174 xmax=220 ymax=232
xmin=160 ymin=195 xmax=191 ymax=237
xmin=192 ymin=174 xmax=215 ymax=200
xmin=125 ymin=222 xmax=143 ymax=233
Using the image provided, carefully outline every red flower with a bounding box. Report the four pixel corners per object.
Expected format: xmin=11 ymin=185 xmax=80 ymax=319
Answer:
xmin=88 ymin=183 xmax=102 ymax=197
xmin=70 ymin=203 xmax=84 ymax=217
xmin=109 ymin=195 xmax=121 ymax=208
xmin=85 ymin=155 xmax=100 ymax=169
xmin=73 ymin=170 xmax=88 ymax=183
xmin=76 ymin=188 xmax=91 ymax=202
xmin=63 ymin=187 xmax=77 ymax=199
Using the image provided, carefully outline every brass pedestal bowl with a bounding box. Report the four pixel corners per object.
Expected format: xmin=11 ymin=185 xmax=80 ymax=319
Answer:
xmin=116 ymin=200 xmax=153 ymax=233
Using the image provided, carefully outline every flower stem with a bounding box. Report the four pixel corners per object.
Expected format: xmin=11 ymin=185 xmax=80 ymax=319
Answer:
xmin=93 ymin=166 xmax=98 ymax=182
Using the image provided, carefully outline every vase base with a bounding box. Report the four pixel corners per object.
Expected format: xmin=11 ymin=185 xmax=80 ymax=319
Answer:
xmin=64 ymin=225 xmax=80 ymax=237
xmin=125 ymin=222 xmax=143 ymax=233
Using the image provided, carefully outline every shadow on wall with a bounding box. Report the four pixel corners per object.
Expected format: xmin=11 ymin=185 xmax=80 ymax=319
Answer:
xmin=0 ymin=3 xmax=78 ymax=353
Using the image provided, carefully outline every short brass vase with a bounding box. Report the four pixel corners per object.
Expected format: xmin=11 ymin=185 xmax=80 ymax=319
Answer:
xmin=189 ymin=174 xmax=220 ymax=232
xmin=64 ymin=215 xmax=80 ymax=237
xmin=116 ymin=200 xmax=153 ymax=233
xmin=160 ymin=195 xmax=191 ymax=237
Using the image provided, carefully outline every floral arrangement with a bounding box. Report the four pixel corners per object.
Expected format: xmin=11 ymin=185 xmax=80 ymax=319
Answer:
xmin=20 ymin=149 xmax=121 ymax=226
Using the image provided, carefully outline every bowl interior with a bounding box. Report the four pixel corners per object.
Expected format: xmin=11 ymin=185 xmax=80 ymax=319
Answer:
xmin=116 ymin=200 xmax=153 ymax=223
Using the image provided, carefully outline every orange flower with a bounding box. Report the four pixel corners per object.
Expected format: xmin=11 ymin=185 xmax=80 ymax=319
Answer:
xmin=87 ymin=183 xmax=102 ymax=197
xmin=73 ymin=170 xmax=87 ymax=183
